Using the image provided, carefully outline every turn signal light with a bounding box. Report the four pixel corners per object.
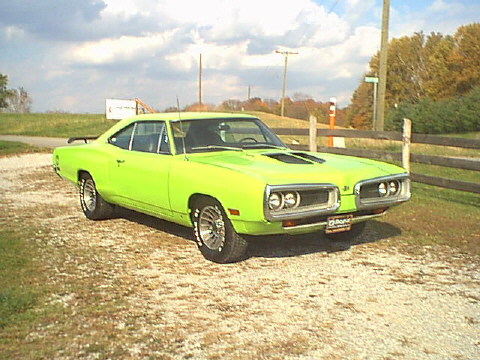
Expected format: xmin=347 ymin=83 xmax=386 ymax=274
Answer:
xmin=282 ymin=220 xmax=298 ymax=227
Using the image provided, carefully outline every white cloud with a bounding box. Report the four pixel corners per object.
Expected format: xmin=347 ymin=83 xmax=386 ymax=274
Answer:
xmin=427 ymin=0 xmax=464 ymax=12
xmin=68 ymin=31 xmax=175 ymax=65
xmin=3 ymin=25 xmax=26 ymax=41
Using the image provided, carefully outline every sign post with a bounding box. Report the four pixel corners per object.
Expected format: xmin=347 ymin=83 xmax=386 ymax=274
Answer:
xmin=105 ymin=99 xmax=136 ymax=120
xmin=365 ymin=76 xmax=379 ymax=129
xmin=328 ymin=97 xmax=336 ymax=147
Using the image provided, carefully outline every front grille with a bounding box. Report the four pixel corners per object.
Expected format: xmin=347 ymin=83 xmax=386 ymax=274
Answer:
xmin=360 ymin=183 xmax=381 ymax=199
xmin=299 ymin=190 xmax=330 ymax=207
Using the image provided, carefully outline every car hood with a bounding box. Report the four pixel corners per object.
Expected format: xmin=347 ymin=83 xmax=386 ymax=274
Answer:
xmin=187 ymin=150 xmax=405 ymax=194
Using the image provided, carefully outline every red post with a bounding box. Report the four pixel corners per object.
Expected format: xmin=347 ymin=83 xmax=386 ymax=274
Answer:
xmin=328 ymin=97 xmax=336 ymax=147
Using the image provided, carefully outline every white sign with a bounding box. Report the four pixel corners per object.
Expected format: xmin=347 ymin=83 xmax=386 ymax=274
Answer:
xmin=105 ymin=99 xmax=136 ymax=120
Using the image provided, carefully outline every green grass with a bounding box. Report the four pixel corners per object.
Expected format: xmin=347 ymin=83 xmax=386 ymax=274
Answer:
xmin=0 ymin=140 xmax=49 ymax=157
xmin=0 ymin=113 xmax=115 ymax=138
xmin=410 ymin=162 xmax=480 ymax=183
xmin=0 ymin=112 xmax=324 ymax=139
xmin=345 ymin=138 xmax=480 ymax=158
xmin=0 ymin=229 xmax=47 ymax=330
xmin=381 ymin=182 xmax=480 ymax=254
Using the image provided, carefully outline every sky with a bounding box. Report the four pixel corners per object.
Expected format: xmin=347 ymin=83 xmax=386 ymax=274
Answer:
xmin=1 ymin=0 xmax=479 ymax=113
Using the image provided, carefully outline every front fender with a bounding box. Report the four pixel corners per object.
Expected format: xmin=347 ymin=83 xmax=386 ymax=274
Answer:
xmin=168 ymin=157 xmax=266 ymax=225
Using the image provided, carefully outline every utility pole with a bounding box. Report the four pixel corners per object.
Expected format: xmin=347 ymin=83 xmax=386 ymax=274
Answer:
xmin=276 ymin=50 xmax=298 ymax=117
xmin=247 ymin=85 xmax=251 ymax=100
xmin=375 ymin=0 xmax=390 ymax=130
xmin=198 ymin=53 xmax=202 ymax=106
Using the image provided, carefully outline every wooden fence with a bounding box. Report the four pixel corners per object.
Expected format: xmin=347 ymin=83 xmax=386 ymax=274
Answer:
xmin=272 ymin=118 xmax=480 ymax=194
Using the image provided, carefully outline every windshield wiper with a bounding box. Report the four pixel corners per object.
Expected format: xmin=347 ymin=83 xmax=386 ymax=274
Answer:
xmin=241 ymin=143 xmax=288 ymax=150
xmin=191 ymin=145 xmax=243 ymax=152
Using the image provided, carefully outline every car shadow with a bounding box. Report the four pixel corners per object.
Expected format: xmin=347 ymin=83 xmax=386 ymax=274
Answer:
xmin=113 ymin=207 xmax=194 ymax=240
xmin=113 ymin=207 xmax=402 ymax=261
xmin=245 ymin=221 xmax=402 ymax=259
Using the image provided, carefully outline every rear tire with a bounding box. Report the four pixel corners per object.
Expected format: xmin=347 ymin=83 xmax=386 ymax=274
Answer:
xmin=192 ymin=197 xmax=248 ymax=263
xmin=324 ymin=221 xmax=367 ymax=241
xmin=79 ymin=173 xmax=114 ymax=220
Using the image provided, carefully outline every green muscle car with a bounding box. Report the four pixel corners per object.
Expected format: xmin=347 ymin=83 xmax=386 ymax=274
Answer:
xmin=53 ymin=112 xmax=410 ymax=263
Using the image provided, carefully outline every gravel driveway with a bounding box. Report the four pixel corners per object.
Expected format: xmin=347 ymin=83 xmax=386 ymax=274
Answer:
xmin=1 ymin=153 xmax=479 ymax=360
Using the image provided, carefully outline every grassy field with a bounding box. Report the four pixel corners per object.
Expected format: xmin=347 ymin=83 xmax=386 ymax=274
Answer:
xmin=0 ymin=112 xmax=315 ymax=138
xmin=0 ymin=140 xmax=49 ymax=157
xmin=0 ymin=113 xmax=115 ymax=138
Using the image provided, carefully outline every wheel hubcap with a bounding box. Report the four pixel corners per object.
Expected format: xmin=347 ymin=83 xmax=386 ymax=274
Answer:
xmin=198 ymin=206 xmax=225 ymax=250
xmin=83 ymin=179 xmax=97 ymax=212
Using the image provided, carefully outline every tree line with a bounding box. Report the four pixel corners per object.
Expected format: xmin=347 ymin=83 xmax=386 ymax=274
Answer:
xmin=347 ymin=23 xmax=480 ymax=133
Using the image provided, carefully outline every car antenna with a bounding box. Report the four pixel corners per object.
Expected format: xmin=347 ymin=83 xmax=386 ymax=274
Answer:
xmin=176 ymin=96 xmax=188 ymax=161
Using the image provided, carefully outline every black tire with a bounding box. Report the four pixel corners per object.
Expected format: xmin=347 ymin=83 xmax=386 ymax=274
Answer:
xmin=324 ymin=221 xmax=367 ymax=241
xmin=79 ymin=173 xmax=114 ymax=220
xmin=192 ymin=197 xmax=248 ymax=263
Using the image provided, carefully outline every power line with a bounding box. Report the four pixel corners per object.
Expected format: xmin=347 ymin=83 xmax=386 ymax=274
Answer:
xmin=276 ymin=50 xmax=298 ymax=117
xmin=327 ymin=0 xmax=340 ymax=14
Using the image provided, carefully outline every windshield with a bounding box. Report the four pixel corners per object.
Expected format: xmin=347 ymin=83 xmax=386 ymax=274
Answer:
xmin=171 ymin=118 xmax=287 ymax=153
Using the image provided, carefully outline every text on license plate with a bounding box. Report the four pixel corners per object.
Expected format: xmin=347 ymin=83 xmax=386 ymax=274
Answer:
xmin=325 ymin=214 xmax=353 ymax=234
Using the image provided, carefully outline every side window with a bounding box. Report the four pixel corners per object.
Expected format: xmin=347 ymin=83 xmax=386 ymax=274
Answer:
xmin=159 ymin=126 xmax=170 ymax=154
xmin=131 ymin=121 xmax=170 ymax=154
xmin=108 ymin=124 xmax=135 ymax=150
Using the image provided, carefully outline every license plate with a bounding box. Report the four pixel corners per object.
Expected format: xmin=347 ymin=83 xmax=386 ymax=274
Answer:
xmin=325 ymin=214 xmax=353 ymax=234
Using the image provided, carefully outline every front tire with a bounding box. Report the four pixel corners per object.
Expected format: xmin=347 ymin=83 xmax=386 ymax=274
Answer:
xmin=79 ymin=173 xmax=114 ymax=220
xmin=192 ymin=197 xmax=248 ymax=263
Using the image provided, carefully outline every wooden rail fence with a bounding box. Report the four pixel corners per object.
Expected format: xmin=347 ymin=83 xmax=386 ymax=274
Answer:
xmin=272 ymin=118 xmax=480 ymax=194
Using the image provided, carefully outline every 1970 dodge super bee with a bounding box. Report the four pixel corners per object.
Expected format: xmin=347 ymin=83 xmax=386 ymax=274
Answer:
xmin=53 ymin=112 xmax=410 ymax=263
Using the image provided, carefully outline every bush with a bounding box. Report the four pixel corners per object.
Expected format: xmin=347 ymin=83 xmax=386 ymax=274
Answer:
xmin=386 ymin=86 xmax=480 ymax=133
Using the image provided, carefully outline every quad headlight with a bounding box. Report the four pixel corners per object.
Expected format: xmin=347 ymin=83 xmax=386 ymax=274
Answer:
xmin=377 ymin=180 xmax=400 ymax=197
xmin=268 ymin=191 xmax=300 ymax=210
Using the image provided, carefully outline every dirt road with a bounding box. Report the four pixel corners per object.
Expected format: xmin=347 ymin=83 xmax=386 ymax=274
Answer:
xmin=0 ymin=135 xmax=69 ymax=148
xmin=1 ymin=153 xmax=479 ymax=360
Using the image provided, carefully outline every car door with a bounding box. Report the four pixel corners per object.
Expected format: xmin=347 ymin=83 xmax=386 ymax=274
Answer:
xmin=106 ymin=121 xmax=173 ymax=218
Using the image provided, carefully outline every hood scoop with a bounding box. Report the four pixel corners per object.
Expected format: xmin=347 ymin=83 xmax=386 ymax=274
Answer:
xmin=290 ymin=152 xmax=326 ymax=164
xmin=263 ymin=152 xmax=325 ymax=165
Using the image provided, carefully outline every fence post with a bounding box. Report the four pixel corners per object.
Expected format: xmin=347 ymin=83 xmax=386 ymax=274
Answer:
xmin=402 ymin=118 xmax=412 ymax=173
xmin=309 ymin=114 xmax=317 ymax=152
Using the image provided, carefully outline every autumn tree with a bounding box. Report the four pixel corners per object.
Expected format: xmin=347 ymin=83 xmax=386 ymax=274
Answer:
xmin=450 ymin=23 xmax=480 ymax=95
xmin=348 ymin=23 xmax=480 ymax=132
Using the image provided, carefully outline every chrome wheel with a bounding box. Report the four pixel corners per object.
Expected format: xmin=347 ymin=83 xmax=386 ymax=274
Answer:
xmin=82 ymin=179 xmax=97 ymax=212
xmin=198 ymin=205 xmax=225 ymax=250
xmin=79 ymin=173 xmax=114 ymax=220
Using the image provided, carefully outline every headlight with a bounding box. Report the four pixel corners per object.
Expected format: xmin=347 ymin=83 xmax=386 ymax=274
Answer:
xmin=284 ymin=191 xmax=300 ymax=209
xmin=268 ymin=192 xmax=284 ymax=211
xmin=378 ymin=182 xmax=388 ymax=197
xmin=389 ymin=181 xmax=399 ymax=195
